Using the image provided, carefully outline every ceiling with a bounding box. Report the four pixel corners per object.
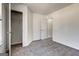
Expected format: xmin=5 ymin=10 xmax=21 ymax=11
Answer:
xmin=27 ymin=3 xmax=72 ymax=15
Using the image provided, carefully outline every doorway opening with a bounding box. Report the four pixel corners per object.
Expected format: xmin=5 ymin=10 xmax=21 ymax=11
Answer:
xmin=11 ymin=10 xmax=23 ymax=47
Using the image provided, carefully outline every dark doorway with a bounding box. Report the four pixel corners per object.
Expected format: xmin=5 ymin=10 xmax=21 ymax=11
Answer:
xmin=11 ymin=10 xmax=22 ymax=46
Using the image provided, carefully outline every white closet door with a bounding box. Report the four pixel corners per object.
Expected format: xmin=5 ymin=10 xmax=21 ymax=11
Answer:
xmin=33 ymin=14 xmax=41 ymax=40
xmin=48 ymin=19 xmax=52 ymax=38
xmin=33 ymin=14 xmax=48 ymax=40
xmin=40 ymin=16 xmax=48 ymax=39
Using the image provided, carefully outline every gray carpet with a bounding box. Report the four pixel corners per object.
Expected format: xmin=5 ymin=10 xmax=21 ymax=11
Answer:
xmin=11 ymin=38 xmax=79 ymax=56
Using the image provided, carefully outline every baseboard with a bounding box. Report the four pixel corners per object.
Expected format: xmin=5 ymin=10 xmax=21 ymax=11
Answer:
xmin=22 ymin=40 xmax=32 ymax=47
xmin=53 ymin=40 xmax=79 ymax=51
xmin=41 ymin=37 xmax=52 ymax=40
xmin=33 ymin=38 xmax=41 ymax=41
xmin=11 ymin=43 xmax=22 ymax=46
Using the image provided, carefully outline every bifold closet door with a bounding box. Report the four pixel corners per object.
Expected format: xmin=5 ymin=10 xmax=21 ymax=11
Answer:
xmin=33 ymin=14 xmax=41 ymax=40
xmin=48 ymin=19 xmax=53 ymax=38
xmin=33 ymin=14 xmax=48 ymax=40
xmin=40 ymin=17 xmax=48 ymax=40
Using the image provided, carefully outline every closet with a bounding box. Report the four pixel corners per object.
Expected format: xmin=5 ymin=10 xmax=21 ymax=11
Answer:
xmin=33 ymin=13 xmax=50 ymax=41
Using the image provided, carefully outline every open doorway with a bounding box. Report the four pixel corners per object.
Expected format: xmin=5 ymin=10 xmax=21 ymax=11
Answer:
xmin=11 ymin=10 xmax=23 ymax=47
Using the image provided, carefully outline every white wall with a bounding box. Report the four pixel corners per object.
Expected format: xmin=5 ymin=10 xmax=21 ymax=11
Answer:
xmin=0 ymin=3 xmax=7 ymax=53
xmin=11 ymin=4 xmax=33 ymax=47
xmin=49 ymin=4 xmax=79 ymax=50
xmin=27 ymin=8 xmax=33 ymax=44
xmin=1 ymin=3 xmax=10 ymax=53
xmin=0 ymin=21 xmax=3 ymax=53
xmin=0 ymin=21 xmax=2 ymax=46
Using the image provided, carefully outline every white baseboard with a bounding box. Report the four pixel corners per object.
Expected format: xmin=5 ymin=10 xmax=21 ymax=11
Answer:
xmin=53 ymin=40 xmax=79 ymax=50
xmin=11 ymin=42 xmax=22 ymax=45
xmin=22 ymin=40 xmax=32 ymax=47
